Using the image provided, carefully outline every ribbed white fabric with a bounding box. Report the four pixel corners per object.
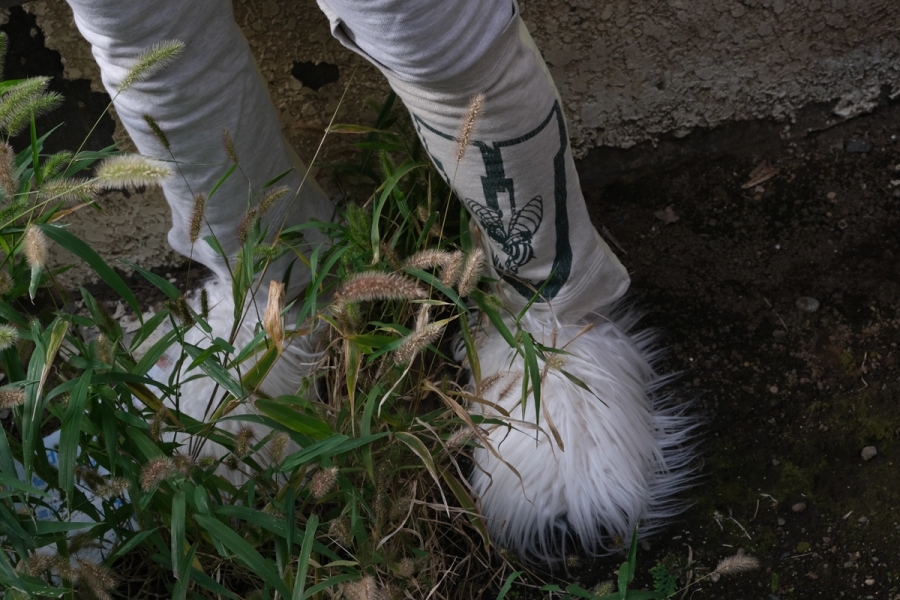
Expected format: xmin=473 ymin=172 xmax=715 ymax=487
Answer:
xmin=67 ymin=0 xmax=334 ymax=299
xmin=319 ymin=1 xmax=630 ymax=320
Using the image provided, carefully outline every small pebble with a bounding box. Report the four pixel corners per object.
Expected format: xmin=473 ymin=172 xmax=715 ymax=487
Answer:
xmin=845 ymin=139 xmax=874 ymax=153
xmin=865 ymin=578 xmax=875 ymax=586
xmin=792 ymin=502 xmax=807 ymax=513
xmin=772 ymin=458 xmax=781 ymax=466
xmin=858 ymin=516 xmax=869 ymax=524
xmin=843 ymin=561 xmax=855 ymax=568
xmin=826 ymin=191 xmax=837 ymax=199
xmin=861 ymin=446 xmax=877 ymax=461
xmin=777 ymin=517 xmax=786 ymax=526
xmin=838 ymin=219 xmax=848 ymax=230
xmin=796 ymin=296 xmax=821 ymax=312
xmin=773 ymin=329 xmax=787 ymax=339
xmin=770 ymin=385 xmax=779 ymax=394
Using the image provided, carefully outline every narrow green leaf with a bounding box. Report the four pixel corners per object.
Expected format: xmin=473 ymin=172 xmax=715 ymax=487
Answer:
xmin=495 ymin=571 xmax=523 ymax=600
xmin=194 ymin=514 xmax=291 ymax=598
xmin=256 ymin=398 xmax=333 ymax=440
xmin=37 ymin=224 xmax=141 ymax=314
xmin=58 ymin=370 xmax=92 ymax=503
xmin=292 ymin=514 xmax=319 ymax=600
xmin=171 ymin=490 xmax=186 ymax=579
xmin=172 ymin=543 xmax=197 ymax=600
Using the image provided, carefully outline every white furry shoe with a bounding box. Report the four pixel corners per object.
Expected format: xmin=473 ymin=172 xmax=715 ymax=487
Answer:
xmin=467 ymin=306 xmax=696 ymax=563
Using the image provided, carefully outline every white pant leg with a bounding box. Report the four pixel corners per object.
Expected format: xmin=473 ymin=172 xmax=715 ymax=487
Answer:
xmin=318 ymin=0 xmax=629 ymax=320
xmin=67 ymin=0 xmax=334 ymax=299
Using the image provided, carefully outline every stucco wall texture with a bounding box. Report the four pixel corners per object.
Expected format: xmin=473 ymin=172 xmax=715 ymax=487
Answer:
xmin=523 ymin=0 xmax=900 ymax=152
xmin=17 ymin=0 xmax=900 ymax=284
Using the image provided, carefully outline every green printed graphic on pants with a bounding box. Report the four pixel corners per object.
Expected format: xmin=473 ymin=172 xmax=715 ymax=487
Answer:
xmin=413 ymin=100 xmax=572 ymax=301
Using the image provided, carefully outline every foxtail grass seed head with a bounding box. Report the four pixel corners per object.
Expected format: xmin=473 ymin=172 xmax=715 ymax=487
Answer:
xmin=222 ymin=128 xmax=239 ymax=164
xmin=0 ymin=271 xmax=12 ymax=295
xmin=237 ymin=208 xmax=258 ymax=244
xmin=444 ymin=427 xmax=473 ymax=451
xmin=167 ymin=295 xmax=194 ymax=327
xmin=74 ymin=558 xmax=117 ymax=600
xmin=172 ymin=451 xmax=195 ymax=475
xmin=394 ymin=321 xmax=446 ymax=365
xmin=328 ymin=517 xmax=352 ymax=547
xmin=40 ymin=151 xmax=74 ymax=181
xmin=21 ymin=553 xmax=55 ymax=577
xmin=0 ymin=32 xmax=6 ymax=81
xmin=142 ymin=114 xmax=170 ymax=151
xmin=189 ymin=192 xmax=206 ymax=243
xmin=0 ymin=323 xmax=17 ymax=352
xmin=439 ymin=250 xmax=465 ymax=288
xmin=456 ymin=247 xmax=484 ymax=297
xmin=335 ymin=272 xmax=426 ymax=304
xmin=200 ymin=287 xmax=210 ymax=320
xmin=37 ymin=177 xmax=100 ymax=203
xmin=398 ymin=558 xmax=415 ymax=578
xmin=309 ymin=466 xmax=339 ymax=499
xmin=264 ymin=280 xmax=285 ymax=354
xmin=269 ymin=431 xmax=290 ymax=464
xmin=23 ymin=225 xmax=48 ymax=270
xmin=234 ymin=426 xmax=256 ymax=458
xmin=148 ymin=409 xmax=164 ymax=441
xmin=95 ymin=154 xmax=171 ymax=189
xmin=259 ymin=186 xmax=289 ymax=213
xmin=347 ymin=576 xmax=387 ymax=600
xmin=140 ymin=456 xmax=175 ymax=491
xmin=95 ymin=477 xmax=130 ymax=500
xmin=118 ymin=39 xmax=185 ymax=92
xmin=96 ymin=333 xmax=113 ymax=365
xmin=403 ymin=248 xmax=453 ymax=271
xmin=714 ymin=554 xmax=760 ymax=576
xmin=0 ymin=385 xmax=25 ymax=409
xmin=2 ymin=89 xmax=63 ymax=137
xmin=0 ymin=141 xmax=16 ymax=197
xmin=456 ymin=92 xmax=484 ymax=163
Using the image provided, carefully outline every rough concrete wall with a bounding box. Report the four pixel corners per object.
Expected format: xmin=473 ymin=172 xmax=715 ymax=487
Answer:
xmin=17 ymin=0 xmax=900 ymax=284
xmin=521 ymin=0 xmax=900 ymax=153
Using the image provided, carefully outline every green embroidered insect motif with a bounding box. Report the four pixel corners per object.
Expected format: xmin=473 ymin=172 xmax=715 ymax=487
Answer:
xmin=464 ymin=195 xmax=543 ymax=274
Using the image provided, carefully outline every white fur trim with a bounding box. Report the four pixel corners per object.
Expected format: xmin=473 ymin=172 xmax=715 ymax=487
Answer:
xmin=468 ymin=306 xmax=697 ymax=562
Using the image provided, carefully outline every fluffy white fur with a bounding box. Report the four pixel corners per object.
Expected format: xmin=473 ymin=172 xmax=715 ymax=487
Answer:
xmin=156 ymin=278 xmax=320 ymax=480
xmin=465 ymin=306 xmax=696 ymax=563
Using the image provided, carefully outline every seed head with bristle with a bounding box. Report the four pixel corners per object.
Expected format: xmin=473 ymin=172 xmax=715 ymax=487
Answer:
xmin=259 ymin=186 xmax=289 ymax=213
xmin=189 ymin=192 xmax=206 ymax=243
xmin=0 ymin=271 xmax=12 ymax=295
xmin=347 ymin=576 xmax=386 ymax=600
xmin=329 ymin=518 xmax=352 ymax=547
xmin=234 ymin=426 xmax=256 ymax=458
xmin=264 ymin=280 xmax=285 ymax=354
xmin=439 ymin=251 xmax=465 ymax=287
xmin=37 ymin=177 xmax=100 ymax=203
xmin=0 ymin=323 xmax=17 ymax=352
xmin=335 ymin=272 xmax=426 ymax=304
xmin=394 ymin=321 xmax=446 ymax=365
xmin=148 ymin=410 xmax=164 ymax=441
xmin=456 ymin=247 xmax=484 ymax=297
xmin=402 ymin=248 xmax=454 ymax=271
xmin=95 ymin=154 xmax=171 ymax=189
xmin=142 ymin=114 xmax=170 ymax=151
xmin=140 ymin=456 xmax=175 ymax=491
xmin=118 ymin=39 xmax=185 ymax=93
xmin=714 ymin=554 xmax=760 ymax=576
xmin=0 ymin=141 xmax=16 ymax=197
xmin=456 ymin=93 xmax=484 ymax=163
xmin=0 ymin=385 xmax=24 ymax=409
xmin=269 ymin=431 xmax=291 ymax=464
xmin=74 ymin=558 xmax=118 ymax=600
xmin=23 ymin=225 xmax=48 ymax=270
xmin=309 ymin=466 xmax=339 ymax=499
xmin=222 ymin=128 xmax=239 ymax=163
xmin=95 ymin=477 xmax=130 ymax=500
xmin=95 ymin=333 xmax=113 ymax=366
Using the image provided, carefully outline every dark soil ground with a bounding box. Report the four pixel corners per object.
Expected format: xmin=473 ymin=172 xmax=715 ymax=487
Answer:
xmin=577 ymin=100 xmax=900 ymax=599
